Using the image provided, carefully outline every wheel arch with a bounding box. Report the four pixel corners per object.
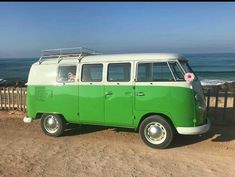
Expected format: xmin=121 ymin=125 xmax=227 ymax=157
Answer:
xmin=35 ymin=112 xmax=67 ymax=122
xmin=136 ymin=112 xmax=176 ymax=132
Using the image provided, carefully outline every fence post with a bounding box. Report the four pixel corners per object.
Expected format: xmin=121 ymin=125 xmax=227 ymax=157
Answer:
xmin=233 ymin=91 xmax=235 ymax=118
xmin=223 ymin=89 xmax=228 ymax=120
xmin=206 ymin=88 xmax=210 ymax=116
xmin=17 ymin=87 xmax=20 ymax=110
xmin=7 ymin=87 xmax=10 ymax=110
xmin=3 ymin=87 xmax=5 ymax=109
xmin=233 ymin=91 xmax=235 ymax=108
xmin=20 ymin=87 xmax=22 ymax=111
xmin=23 ymin=88 xmax=26 ymax=112
xmin=0 ymin=88 xmax=1 ymax=109
xmin=11 ymin=87 xmax=14 ymax=110
xmin=214 ymin=86 xmax=220 ymax=120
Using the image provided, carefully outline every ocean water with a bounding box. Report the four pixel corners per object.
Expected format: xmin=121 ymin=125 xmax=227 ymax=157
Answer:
xmin=0 ymin=58 xmax=37 ymax=82
xmin=185 ymin=53 xmax=235 ymax=85
xmin=0 ymin=53 xmax=235 ymax=86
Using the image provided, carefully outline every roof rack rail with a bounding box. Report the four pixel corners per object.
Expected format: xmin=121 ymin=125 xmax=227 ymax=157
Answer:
xmin=38 ymin=47 xmax=101 ymax=64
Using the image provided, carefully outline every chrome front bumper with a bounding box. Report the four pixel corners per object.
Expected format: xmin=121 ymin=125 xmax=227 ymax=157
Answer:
xmin=176 ymin=118 xmax=211 ymax=135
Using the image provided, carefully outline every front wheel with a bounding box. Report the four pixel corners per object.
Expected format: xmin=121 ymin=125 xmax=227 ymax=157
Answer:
xmin=40 ymin=114 xmax=65 ymax=137
xmin=139 ymin=115 xmax=174 ymax=149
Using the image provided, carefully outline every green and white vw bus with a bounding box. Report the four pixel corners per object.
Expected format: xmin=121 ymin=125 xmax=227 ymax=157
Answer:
xmin=23 ymin=47 xmax=210 ymax=149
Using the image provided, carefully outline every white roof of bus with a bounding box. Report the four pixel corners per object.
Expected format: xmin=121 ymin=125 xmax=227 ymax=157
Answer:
xmin=36 ymin=53 xmax=187 ymax=65
xmin=81 ymin=53 xmax=186 ymax=62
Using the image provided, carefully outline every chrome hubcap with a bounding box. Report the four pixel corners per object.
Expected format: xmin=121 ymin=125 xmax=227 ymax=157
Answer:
xmin=44 ymin=115 xmax=59 ymax=134
xmin=144 ymin=122 xmax=167 ymax=144
xmin=149 ymin=126 xmax=162 ymax=139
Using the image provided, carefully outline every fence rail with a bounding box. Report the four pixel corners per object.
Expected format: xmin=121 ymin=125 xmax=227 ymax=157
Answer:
xmin=0 ymin=86 xmax=234 ymax=125
xmin=0 ymin=87 xmax=27 ymax=112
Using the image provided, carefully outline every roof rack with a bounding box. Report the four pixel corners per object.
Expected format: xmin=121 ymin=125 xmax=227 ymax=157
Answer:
xmin=38 ymin=47 xmax=101 ymax=64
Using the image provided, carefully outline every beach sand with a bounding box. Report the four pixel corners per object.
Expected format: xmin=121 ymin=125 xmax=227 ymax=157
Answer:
xmin=0 ymin=111 xmax=235 ymax=177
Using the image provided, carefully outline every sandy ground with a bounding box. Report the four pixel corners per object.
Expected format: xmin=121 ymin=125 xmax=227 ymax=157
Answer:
xmin=0 ymin=111 xmax=235 ymax=177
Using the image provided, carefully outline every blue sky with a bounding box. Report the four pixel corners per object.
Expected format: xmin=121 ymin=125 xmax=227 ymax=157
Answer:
xmin=0 ymin=2 xmax=235 ymax=57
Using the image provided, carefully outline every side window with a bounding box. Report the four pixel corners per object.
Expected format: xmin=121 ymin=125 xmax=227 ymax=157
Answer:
xmin=137 ymin=62 xmax=174 ymax=82
xmin=153 ymin=62 xmax=174 ymax=81
xmin=107 ymin=63 xmax=131 ymax=82
xmin=137 ymin=63 xmax=152 ymax=82
xmin=57 ymin=65 xmax=77 ymax=82
xmin=81 ymin=64 xmax=103 ymax=82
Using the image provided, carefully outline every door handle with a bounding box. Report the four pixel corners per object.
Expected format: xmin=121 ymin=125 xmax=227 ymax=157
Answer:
xmin=105 ymin=91 xmax=113 ymax=96
xmin=136 ymin=92 xmax=145 ymax=96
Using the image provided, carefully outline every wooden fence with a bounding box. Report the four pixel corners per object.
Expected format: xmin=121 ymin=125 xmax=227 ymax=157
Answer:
xmin=0 ymin=87 xmax=27 ymax=112
xmin=0 ymin=86 xmax=234 ymax=125
xmin=203 ymin=86 xmax=235 ymax=125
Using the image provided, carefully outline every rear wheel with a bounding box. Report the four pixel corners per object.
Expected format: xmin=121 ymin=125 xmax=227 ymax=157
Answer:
xmin=139 ymin=115 xmax=174 ymax=149
xmin=40 ymin=114 xmax=65 ymax=137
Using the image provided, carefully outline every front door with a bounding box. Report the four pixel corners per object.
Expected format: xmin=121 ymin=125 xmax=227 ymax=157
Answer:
xmin=104 ymin=63 xmax=134 ymax=126
xmin=134 ymin=62 xmax=175 ymax=111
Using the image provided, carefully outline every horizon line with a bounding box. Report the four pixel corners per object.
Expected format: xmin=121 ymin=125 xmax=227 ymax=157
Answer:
xmin=1 ymin=51 xmax=235 ymax=59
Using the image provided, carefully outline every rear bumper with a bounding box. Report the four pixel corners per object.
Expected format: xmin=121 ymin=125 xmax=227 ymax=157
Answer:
xmin=23 ymin=116 xmax=33 ymax=123
xmin=176 ymin=118 xmax=211 ymax=135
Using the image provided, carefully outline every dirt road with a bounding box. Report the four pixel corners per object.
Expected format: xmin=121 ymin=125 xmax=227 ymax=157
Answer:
xmin=0 ymin=111 xmax=235 ymax=177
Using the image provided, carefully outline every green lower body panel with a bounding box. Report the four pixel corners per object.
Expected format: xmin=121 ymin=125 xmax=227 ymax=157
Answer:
xmin=26 ymin=85 xmax=206 ymax=129
xmin=27 ymin=85 xmax=78 ymax=123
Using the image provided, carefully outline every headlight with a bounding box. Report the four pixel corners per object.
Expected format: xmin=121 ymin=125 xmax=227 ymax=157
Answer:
xmin=198 ymin=105 xmax=206 ymax=111
xmin=198 ymin=105 xmax=206 ymax=114
xmin=195 ymin=93 xmax=200 ymax=101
